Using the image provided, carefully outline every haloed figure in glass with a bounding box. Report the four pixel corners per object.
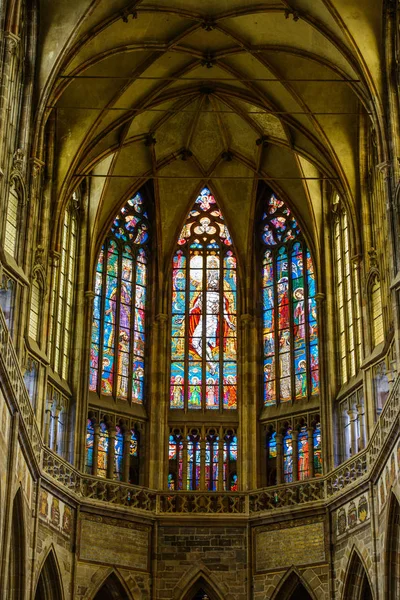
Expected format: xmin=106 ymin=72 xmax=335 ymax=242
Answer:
xmin=170 ymin=188 xmax=237 ymax=411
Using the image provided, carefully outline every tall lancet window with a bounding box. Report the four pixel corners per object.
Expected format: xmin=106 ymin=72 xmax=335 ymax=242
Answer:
xmin=262 ymin=193 xmax=319 ymax=406
xmin=170 ymin=188 xmax=237 ymax=411
xmin=89 ymin=193 xmax=149 ymax=403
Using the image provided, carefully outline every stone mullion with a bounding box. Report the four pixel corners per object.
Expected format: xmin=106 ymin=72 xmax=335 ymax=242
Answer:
xmin=239 ymin=313 xmax=256 ymax=491
xmin=348 ymin=408 xmax=358 ymax=456
xmin=292 ymin=429 xmax=299 ymax=482
xmin=218 ymin=427 xmax=224 ymax=491
xmin=92 ymin=423 xmax=100 ymax=476
xmin=122 ymin=429 xmax=131 ymax=483
xmin=276 ymin=433 xmax=283 ymax=485
xmin=200 ymin=429 xmax=206 ymax=490
xmin=182 ymin=435 xmax=188 ymax=490
xmin=107 ymin=425 xmax=116 ymax=480
xmin=52 ymin=404 xmax=61 ymax=453
xmin=308 ymin=426 xmax=315 ymax=478
xmin=81 ymin=291 xmax=95 ymax=471
xmin=357 ymin=401 xmax=366 ymax=451
xmin=315 ymin=292 xmax=329 ymax=473
xmin=148 ymin=313 xmax=168 ymax=490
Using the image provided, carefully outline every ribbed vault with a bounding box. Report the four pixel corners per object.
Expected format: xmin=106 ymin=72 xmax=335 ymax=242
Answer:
xmin=34 ymin=0 xmax=385 ymax=275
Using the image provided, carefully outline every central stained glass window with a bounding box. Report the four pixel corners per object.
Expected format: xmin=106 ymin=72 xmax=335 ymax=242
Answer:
xmin=170 ymin=188 xmax=237 ymax=410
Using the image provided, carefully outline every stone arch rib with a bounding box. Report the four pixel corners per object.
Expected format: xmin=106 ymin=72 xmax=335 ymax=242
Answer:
xmin=92 ymin=571 xmax=132 ymax=600
xmin=271 ymin=568 xmax=316 ymax=600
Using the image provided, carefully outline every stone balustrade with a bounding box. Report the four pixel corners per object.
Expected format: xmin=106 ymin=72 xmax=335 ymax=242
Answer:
xmin=1 ymin=306 xmax=400 ymax=516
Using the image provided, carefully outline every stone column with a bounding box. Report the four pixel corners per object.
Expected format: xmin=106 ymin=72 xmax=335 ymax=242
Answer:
xmin=92 ymin=423 xmax=100 ymax=476
xmin=218 ymin=428 xmax=224 ymax=491
xmin=107 ymin=425 xmax=116 ymax=480
xmin=200 ymin=433 xmax=206 ymax=490
xmin=122 ymin=429 xmax=131 ymax=483
xmin=182 ymin=435 xmax=188 ymax=490
xmin=348 ymin=408 xmax=358 ymax=456
xmin=308 ymin=426 xmax=315 ymax=478
xmin=276 ymin=433 xmax=283 ymax=484
xmin=52 ymin=404 xmax=61 ymax=453
xmin=239 ymin=314 xmax=257 ymax=491
xmin=292 ymin=429 xmax=299 ymax=482
xmin=315 ymin=292 xmax=330 ymax=472
xmin=357 ymin=402 xmax=366 ymax=451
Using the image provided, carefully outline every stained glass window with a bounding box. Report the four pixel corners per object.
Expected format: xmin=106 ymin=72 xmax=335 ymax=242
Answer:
xmin=313 ymin=424 xmax=322 ymax=475
xmin=98 ymin=422 xmax=109 ymax=478
xmin=89 ymin=192 xmax=149 ymax=403
xmin=85 ymin=419 xmax=94 ymax=474
xmin=283 ymin=428 xmax=293 ymax=483
xmin=45 ymin=383 xmax=69 ymax=458
xmin=29 ymin=279 xmax=41 ymax=341
xmin=114 ymin=426 xmax=124 ymax=480
xmin=297 ymin=426 xmax=309 ymax=480
xmin=168 ymin=427 xmax=238 ymax=491
xmin=170 ymin=187 xmax=237 ymax=410
xmin=371 ymin=276 xmax=384 ymax=347
xmin=261 ymin=193 xmax=319 ymax=406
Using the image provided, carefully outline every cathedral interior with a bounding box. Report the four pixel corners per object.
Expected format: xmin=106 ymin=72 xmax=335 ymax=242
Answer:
xmin=1 ymin=0 xmax=400 ymax=598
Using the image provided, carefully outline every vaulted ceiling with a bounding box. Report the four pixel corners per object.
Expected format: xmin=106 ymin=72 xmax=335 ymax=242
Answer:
xmin=35 ymin=0 xmax=384 ymax=274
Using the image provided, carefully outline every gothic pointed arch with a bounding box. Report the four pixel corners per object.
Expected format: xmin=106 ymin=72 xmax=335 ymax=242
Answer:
xmin=386 ymin=492 xmax=400 ymax=599
xmin=8 ymin=488 xmax=25 ymax=600
xmin=342 ymin=548 xmax=374 ymax=600
xmin=271 ymin=568 xmax=316 ymax=600
xmin=259 ymin=188 xmax=319 ymax=407
xmin=34 ymin=546 xmax=64 ymax=600
xmin=170 ymin=186 xmax=237 ymax=412
xmin=89 ymin=189 xmax=150 ymax=404
xmin=173 ymin=563 xmax=228 ymax=600
xmin=92 ymin=571 xmax=133 ymax=600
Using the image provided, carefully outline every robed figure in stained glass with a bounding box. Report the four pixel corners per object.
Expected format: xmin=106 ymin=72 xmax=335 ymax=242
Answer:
xmin=261 ymin=192 xmax=319 ymax=406
xmin=170 ymin=188 xmax=237 ymax=411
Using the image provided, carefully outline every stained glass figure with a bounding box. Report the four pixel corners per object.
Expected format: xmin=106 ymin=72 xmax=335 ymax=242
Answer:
xmin=261 ymin=193 xmax=319 ymax=405
xmin=89 ymin=193 xmax=149 ymax=404
xmin=114 ymin=426 xmax=124 ymax=480
xmin=168 ymin=433 xmax=184 ymax=490
xmin=187 ymin=433 xmax=201 ymax=490
xmin=205 ymin=433 xmax=219 ymax=491
xmin=283 ymin=428 xmax=293 ymax=483
xmin=98 ymin=421 xmax=109 ymax=478
xmin=170 ymin=188 xmax=237 ymax=410
xmin=85 ymin=419 xmax=94 ymax=474
xmin=313 ymin=424 xmax=323 ymax=475
xmin=224 ymin=433 xmax=238 ymax=491
xmin=297 ymin=426 xmax=309 ymax=480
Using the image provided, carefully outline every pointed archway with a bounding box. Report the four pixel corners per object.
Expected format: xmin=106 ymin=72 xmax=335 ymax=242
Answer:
xmin=93 ymin=572 xmax=131 ymax=600
xmin=182 ymin=576 xmax=222 ymax=600
xmin=8 ymin=489 xmax=25 ymax=600
xmin=343 ymin=549 xmax=374 ymax=600
xmin=35 ymin=548 xmax=63 ymax=600
xmin=271 ymin=569 xmax=316 ymax=600
xmin=386 ymin=493 xmax=400 ymax=599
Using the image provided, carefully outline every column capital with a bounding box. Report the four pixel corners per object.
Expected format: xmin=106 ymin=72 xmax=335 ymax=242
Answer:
xmin=155 ymin=313 xmax=168 ymax=324
xmin=315 ymin=293 xmax=325 ymax=305
xmin=85 ymin=291 xmax=96 ymax=303
xmin=240 ymin=313 xmax=253 ymax=325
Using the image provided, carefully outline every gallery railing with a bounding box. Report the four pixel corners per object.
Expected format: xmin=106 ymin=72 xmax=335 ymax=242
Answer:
xmin=1 ymin=305 xmax=399 ymax=516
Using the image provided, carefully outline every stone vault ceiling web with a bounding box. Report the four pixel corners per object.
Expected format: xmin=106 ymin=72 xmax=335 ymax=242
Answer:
xmin=36 ymin=0 xmax=384 ymax=271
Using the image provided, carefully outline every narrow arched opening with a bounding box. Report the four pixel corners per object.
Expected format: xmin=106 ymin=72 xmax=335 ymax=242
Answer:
xmin=181 ymin=575 xmax=222 ymax=600
xmin=343 ymin=550 xmax=374 ymax=600
xmin=8 ymin=490 xmax=25 ymax=600
xmin=272 ymin=571 xmax=315 ymax=600
xmin=93 ymin=573 xmax=130 ymax=600
xmin=387 ymin=494 xmax=400 ymax=599
xmin=34 ymin=549 xmax=63 ymax=600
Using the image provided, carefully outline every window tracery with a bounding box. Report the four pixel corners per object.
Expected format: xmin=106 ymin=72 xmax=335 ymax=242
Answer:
xmin=89 ymin=192 xmax=149 ymax=403
xmin=170 ymin=187 xmax=237 ymax=411
xmin=332 ymin=198 xmax=363 ymax=383
xmin=265 ymin=414 xmax=322 ymax=486
xmin=261 ymin=193 xmax=319 ymax=406
xmin=48 ymin=198 xmax=78 ymax=380
xmin=44 ymin=383 xmax=69 ymax=458
xmin=85 ymin=412 xmax=141 ymax=484
xmin=168 ymin=426 xmax=238 ymax=491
